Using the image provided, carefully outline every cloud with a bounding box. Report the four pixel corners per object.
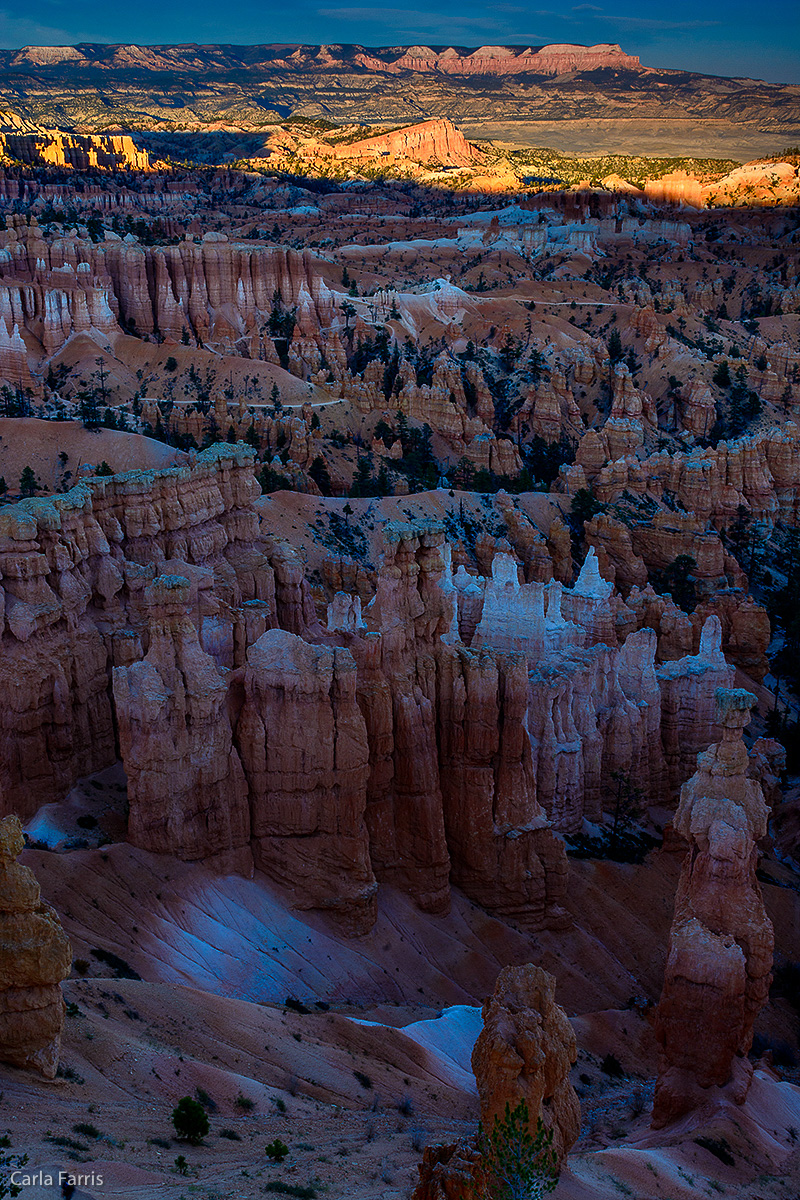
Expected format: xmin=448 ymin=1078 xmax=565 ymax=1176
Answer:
xmin=603 ymin=15 xmax=720 ymax=29
xmin=317 ymin=7 xmax=515 ymax=32
xmin=576 ymin=8 xmax=720 ymax=30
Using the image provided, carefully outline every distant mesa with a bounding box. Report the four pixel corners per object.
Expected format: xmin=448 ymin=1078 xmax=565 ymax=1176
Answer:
xmin=378 ymin=42 xmax=642 ymax=76
xmin=12 ymin=45 xmax=87 ymax=67
xmin=6 ymin=41 xmax=642 ymax=77
xmin=322 ymin=118 xmax=485 ymax=169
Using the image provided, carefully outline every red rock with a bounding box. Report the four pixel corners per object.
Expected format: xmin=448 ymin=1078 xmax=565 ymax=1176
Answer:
xmin=652 ymin=688 xmax=773 ymax=1127
xmin=0 ymin=815 xmax=71 ymax=1078
xmin=113 ymin=574 xmax=252 ymax=871
xmin=236 ymin=627 xmax=377 ymax=936
xmin=436 ymin=644 xmax=568 ymax=929
xmin=329 ymin=119 xmax=484 ymax=168
xmin=472 ymin=963 xmax=580 ymax=1161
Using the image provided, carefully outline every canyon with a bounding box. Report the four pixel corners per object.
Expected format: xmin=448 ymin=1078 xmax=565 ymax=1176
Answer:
xmin=0 ymin=43 xmax=797 ymax=161
xmin=0 ymin=38 xmax=798 ymax=1200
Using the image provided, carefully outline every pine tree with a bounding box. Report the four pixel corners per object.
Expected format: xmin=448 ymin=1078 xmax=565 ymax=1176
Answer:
xmin=607 ymin=327 xmax=623 ymax=363
xmin=477 ymin=1099 xmax=558 ymax=1200
xmin=19 ymin=466 xmax=37 ymax=496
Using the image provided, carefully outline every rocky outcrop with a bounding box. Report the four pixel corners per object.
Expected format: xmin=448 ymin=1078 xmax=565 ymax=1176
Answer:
xmin=0 ymin=129 xmax=151 ymax=171
xmin=113 ymin=574 xmax=252 ymax=872
xmin=578 ymin=422 xmax=800 ymax=531
xmin=379 ymin=43 xmax=642 ymax=76
xmin=436 ymin=644 xmax=568 ymax=928
xmin=658 ymin=617 xmax=736 ymax=795
xmin=0 ymin=443 xmax=273 ymax=820
xmin=328 ymin=119 xmax=484 ymax=168
xmin=235 ymin=628 xmax=377 ymax=936
xmin=412 ymin=1140 xmax=484 ymax=1200
xmin=352 ymin=524 xmax=453 ymax=915
xmin=412 ymin=963 xmax=579 ymax=1200
xmin=652 ymin=688 xmax=773 ymax=1127
xmin=0 ymin=444 xmax=757 ymax=938
xmin=0 ymin=815 xmax=71 ymax=1077
xmin=0 ymin=220 xmax=340 ymax=354
xmin=472 ymin=963 xmax=580 ymax=1161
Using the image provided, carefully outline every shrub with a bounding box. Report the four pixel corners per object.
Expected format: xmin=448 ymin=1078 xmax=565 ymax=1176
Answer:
xmin=0 ymin=1147 xmax=28 ymax=1199
xmin=410 ymin=1127 xmax=427 ymax=1152
xmin=220 ymin=1128 xmax=242 ymax=1141
xmin=56 ymin=1064 xmax=85 ymax=1083
xmin=174 ymin=1154 xmax=188 ymax=1175
xmin=90 ymin=947 xmax=141 ymax=980
xmin=353 ymin=1070 xmax=373 ymax=1090
xmin=397 ymin=1095 xmax=414 ymax=1116
xmin=195 ymin=1086 xmax=217 ymax=1112
xmin=477 ymin=1098 xmax=557 ymax=1200
xmin=171 ymin=1096 xmax=209 ymax=1144
xmin=266 ymin=1138 xmax=289 ymax=1162
xmin=263 ymin=1185 xmax=316 ymax=1199
xmin=564 ymin=829 xmax=659 ymax=865
xmin=234 ymin=1093 xmax=255 ymax=1111
xmin=44 ymin=1135 xmax=88 ymax=1151
xmin=72 ymin=1123 xmax=100 ymax=1139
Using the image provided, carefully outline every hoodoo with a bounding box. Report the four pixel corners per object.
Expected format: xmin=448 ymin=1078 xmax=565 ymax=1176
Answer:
xmin=653 ymin=688 xmax=774 ymax=1126
xmin=1 ymin=26 xmax=799 ymax=1200
xmin=0 ymin=816 xmax=71 ymax=1077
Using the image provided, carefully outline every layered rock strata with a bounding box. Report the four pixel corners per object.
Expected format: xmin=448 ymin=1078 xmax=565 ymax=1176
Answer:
xmin=0 ymin=815 xmax=71 ymax=1077
xmin=436 ymin=644 xmax=569 ymax=928
xmin=113 ymin=574 xmax=252 ymax=873
xmin=235 ymin=628 xmax=377 ymax=936
xmin=0 ymin=443 xmax=272 ymax=820
xmin=652 ymin=688 xmax=774 ymax=1126
xmin=0 ymin=448 xmax=753 ymax=936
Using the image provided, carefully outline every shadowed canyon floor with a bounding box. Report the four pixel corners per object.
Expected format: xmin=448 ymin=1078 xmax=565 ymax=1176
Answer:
xmin=2 ymin=826 xmax=800 ymax=1199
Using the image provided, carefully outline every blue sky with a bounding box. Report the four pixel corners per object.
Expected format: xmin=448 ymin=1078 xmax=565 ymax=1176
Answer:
xmin=1 ymin=1 xmax=798 ymax=83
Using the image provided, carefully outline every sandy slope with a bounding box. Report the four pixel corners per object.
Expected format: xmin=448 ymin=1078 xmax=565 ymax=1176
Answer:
xmin=6 ymin=779 xmax=800 ymax=1199
xmin=0 ymin=419 xmax=184 ymax=492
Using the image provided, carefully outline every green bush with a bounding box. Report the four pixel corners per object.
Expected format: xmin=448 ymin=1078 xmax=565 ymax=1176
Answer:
xmin=171 ymin=1096 xmax=209 ymax=1144
xmin=477 ymin=1099 xmax=557 ymax=1200
xmin=0 ymin=1146 xmax=28 ymax=1199
xmin=72 ymin=1122 xmax=100 ymax=1139
xmin=266 ymin=1138 xmax=290 ymax=1162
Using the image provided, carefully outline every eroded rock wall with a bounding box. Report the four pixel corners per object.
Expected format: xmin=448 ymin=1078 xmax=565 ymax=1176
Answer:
xmin=0 ymin=442 xmax=275 ymax=819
